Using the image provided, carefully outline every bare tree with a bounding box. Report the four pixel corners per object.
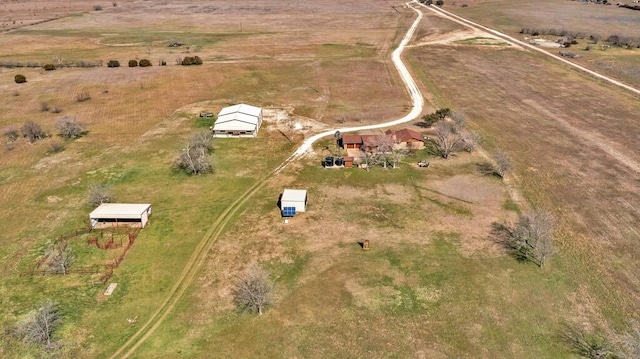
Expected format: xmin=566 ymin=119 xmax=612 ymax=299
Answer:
xmin=174 ymin=131 xmax=214 ymax=175
xmin=21 ymin=121 xmax=47 ymax=143
xmin=604 ymin=321 xmax=640 ymax=359
xmin=4 ymin=127 xmax=20 ymax=142
xmin=371 ymin=134 xmax=396 ymax=168
xmin=511 ymin=209 xmax=555 ymax=268
xmin=44 ymin=241 xmax=74 ymax=275
xmin=14 ymin=300 xmax=60 ymax=349
xmin=450 ymin=111 xmax=466 ymax=133
xmin=561 ymin=324 xmax=617 ymax=359
xmin=431 ymin=121 xmax=464 ymax=159
xmin=55 ymin=117 xmax=87 ymax=139
xmin=232 ymin=264 xmax=273 ymax=315
xmin=493 ymin=149 xmax=511 ymax=178
xmin=462 ymin=130 xmax=481 ymax=153
xmin=88 ymin=183 xmax=114 ymax=208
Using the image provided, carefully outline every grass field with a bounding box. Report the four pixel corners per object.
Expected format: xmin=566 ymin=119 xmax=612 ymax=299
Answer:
xmin=445 ymin=0 xmax=640 ymax=88
xmin=1 ymin=0 xmax=640 ymax=358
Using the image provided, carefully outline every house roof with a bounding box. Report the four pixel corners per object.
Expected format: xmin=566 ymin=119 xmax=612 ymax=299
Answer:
xmin=281 ymin=189 xmax=307 ymax=202
xmin=394 ymin=129 xmax=423 ymax=142
xmin=385 ymin=128 xmax=424 ymax=142
xmin=342 ymin=135 xmax=362 ymax=144
xmin=90 ymin=203 xmax=151 ymax=219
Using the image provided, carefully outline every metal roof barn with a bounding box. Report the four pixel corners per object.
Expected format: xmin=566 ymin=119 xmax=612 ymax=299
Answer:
xmin=90 ymin=203 xmax=152 ymax=228
xmin=213 ymin=103 xmax=263 ymax=138
xmin=280 ymin=189 xmax=308 ymax=214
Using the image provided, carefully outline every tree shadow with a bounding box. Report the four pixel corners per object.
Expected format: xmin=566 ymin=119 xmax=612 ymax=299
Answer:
xmin=490 ymin=222 xmax=528 ymax=263
xmin=476 ymin=162 xmax=500 ymax=178
xmin=414 ymin=121 xmax=429 ymax=128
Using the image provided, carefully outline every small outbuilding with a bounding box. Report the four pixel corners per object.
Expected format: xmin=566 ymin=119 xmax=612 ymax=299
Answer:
xmin=280 ymin=189 xmax=307 ymax=216
xmin=212 ymin=103 xmax=263 ymax=138
xmin=90 ymin=203 xmax=152 ymax=229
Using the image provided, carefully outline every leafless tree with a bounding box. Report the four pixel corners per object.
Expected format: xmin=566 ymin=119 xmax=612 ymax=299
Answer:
xmin=370 ymin=135 xmax=396 ymax=168
xmin=232 ymin=264 xmax=273 ymax=315
xmin=609 ymin=321 xmax=640 ymax=359
xmin=14 ymin=300 xmax=60 ymax=349
xmin=55 ymin=117 xmax=87 ymax=139
xmin=511 ymin=209 xmax=555 ymax=268
xmin=87 ymin=183 xmax=114 ymax=208
xmin=388 ymin=148 xmax=408 ymax=168
xmin=450 ymin=111 xmax=466 ymax=133
xmin=4 ymin=127 xmax=19 ymax=142
xmin=44 ymin=241 xmax=74 ymax=275
xmin=561 ymin=324 xmax=617 ymax=359
xmin=462 ymin=130 xmax=481 ymax=153
xmin=493 ymin=149 xmax=511 ymax=178
xmin=174 ymin=131 xmax=214 ymax=175
xmin=431 ymin=121 xmax=464 ymax=159
xmin=21 ymin=121 xmax=47 ymax=143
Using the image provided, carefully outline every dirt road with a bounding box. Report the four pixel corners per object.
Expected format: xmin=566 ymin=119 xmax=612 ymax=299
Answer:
xmin=109 ymin=3 xmax=425 ymax=358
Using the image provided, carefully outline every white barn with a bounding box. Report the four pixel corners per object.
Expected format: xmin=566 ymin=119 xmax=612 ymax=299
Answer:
xmin=212 ymin=104 xmax=263 ymax=138
xmin=90 ymin=203 xmax=152 ymax=229
xmin=280 ymin=189 xmax=308 ymax=216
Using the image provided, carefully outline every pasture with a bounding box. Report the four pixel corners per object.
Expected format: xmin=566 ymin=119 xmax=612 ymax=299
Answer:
xmin=1 ymin=0 xmax=639 ymax=358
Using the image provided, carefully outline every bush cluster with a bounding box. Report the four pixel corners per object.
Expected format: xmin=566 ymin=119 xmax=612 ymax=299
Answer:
xmin=139 ymin=59 xmax=152 ymax=67
xmin=43 ymin=64 xmax=56 ymax=71
xmin=181 ymin=56 xmax=203 ymax=66
xmin=14 ymin=74 xmax=26 ymax=83
xmin=107 ymin=60 xmax=120 ymax=68
xmin=128 ymin=60 xmax=138 ymax=67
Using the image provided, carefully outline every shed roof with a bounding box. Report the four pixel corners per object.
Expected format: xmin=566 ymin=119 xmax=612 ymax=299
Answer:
xmin=218 ymin=103 xmax=262 ymax=117
xmin=90 ymin=203 xmax=151 ymax=219
xmin=281 ymin=189 xmax=307 ymax=202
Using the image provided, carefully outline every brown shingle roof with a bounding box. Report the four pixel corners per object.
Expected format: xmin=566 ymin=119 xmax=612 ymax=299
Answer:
xmin=341 ymin=135 xmax=362 ymax=144
xmin=391 ymin=129 xmax=423 ymax=142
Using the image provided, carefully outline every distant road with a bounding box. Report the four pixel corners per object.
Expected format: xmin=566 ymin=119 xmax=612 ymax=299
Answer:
xmin=417 ymin=2 xmax=640 ymax=97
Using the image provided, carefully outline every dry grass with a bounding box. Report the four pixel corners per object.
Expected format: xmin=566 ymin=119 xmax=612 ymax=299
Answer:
xmin=407 ymin=40 xmax=640 ymax=317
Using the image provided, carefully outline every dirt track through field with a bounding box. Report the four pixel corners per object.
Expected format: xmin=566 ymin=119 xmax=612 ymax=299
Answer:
xmin=110 ymin=3 xmax=425 ymax=357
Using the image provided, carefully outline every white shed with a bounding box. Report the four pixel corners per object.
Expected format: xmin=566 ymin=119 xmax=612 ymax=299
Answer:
xmin=212 ymin=103 xmax=263 ymax=138
xmin=90 ymin=203 xmax=152 ymax=229
xmin=280 ymin=189 xmax=307 ymax=216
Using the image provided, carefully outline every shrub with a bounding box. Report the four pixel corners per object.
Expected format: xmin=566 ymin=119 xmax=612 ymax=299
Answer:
xmin=21 ymin=121 xmax=47 ymax=142
xmin=48 ymin=141 xmax=65 ymax=153
xmin=94 ymin=5 xmax=103 ymax=11
xmin=40 ymin=102 xmax=50 ymax=112
xmin=139 ymin=58 xmax=152 ymax=67
xmin=51 ymin=106 xmax=62 ymax=113
xmin=55 ymin=116 xmax=87 ymax=139
xmin=3 ymin=127 xmax=19 ymax=142
xmin=14 ymin=74 xmax=26 ymax=83
xmin=88 ymin=183 xmax=114 ymax=207
xmin=128 ymin=60 xmax=138 ymax=67
xmin=76 ymin=92 xmax=91 ymax=102
xmin=107 ymin=60 xmax=120 ymax=68
xmin=436 ymin=0 xmax=444 ymax=5
xmin=43 ymin=63 xmax=56 ymax=71
xmin=181 ymin=56 xmax=203 ymax=66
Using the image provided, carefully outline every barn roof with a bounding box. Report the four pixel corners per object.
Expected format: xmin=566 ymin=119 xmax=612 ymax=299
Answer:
xmin=282 ymin=189 xmax=307 ymax=202
xmin=218 ymin=103 xmax=262 ymax=117
xmin=90 ymin=203 xmax=151 ymax=219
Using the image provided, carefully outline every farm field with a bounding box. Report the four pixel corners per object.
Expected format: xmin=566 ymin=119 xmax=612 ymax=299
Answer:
xmin=1 ymin=0 xmax=640 ymax=358
xmin=444 ymin=0 xmax=640 ymax=88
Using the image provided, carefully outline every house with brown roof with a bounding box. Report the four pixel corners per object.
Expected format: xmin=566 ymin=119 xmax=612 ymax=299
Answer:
xmin=385 ymin=129 xmax=425 ymax=150
xmin=341 ymin=134 xmax=363 ymax=149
